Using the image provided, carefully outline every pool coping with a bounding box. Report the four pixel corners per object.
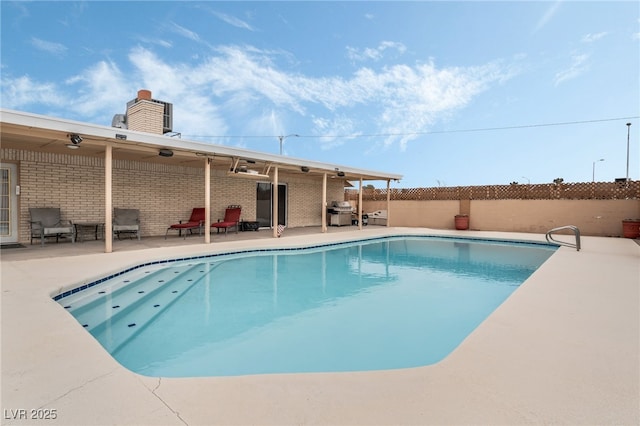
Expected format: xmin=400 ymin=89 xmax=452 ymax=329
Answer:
xmin=2 ymin=227 xmax=639 ymax=425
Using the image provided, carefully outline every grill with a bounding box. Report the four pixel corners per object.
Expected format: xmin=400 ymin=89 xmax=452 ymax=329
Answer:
xmin=328 ymin=201 xmax=353 ymax=226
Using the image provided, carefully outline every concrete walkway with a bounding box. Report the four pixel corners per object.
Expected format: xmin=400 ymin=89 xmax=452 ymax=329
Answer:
xmin=1 ymin=228 xmax=639 ymax=425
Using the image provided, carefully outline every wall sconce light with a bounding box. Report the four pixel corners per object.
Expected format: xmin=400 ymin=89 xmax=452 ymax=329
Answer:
xmin=301 ymin=166 xmax=310 ymax=173
xmin=159 ymin=149 xmax=174 ymax=157
xmin=66 ymin=133 xmax=82 ymax=149
xmin=336 ymin=171 xmax=345 ymax=177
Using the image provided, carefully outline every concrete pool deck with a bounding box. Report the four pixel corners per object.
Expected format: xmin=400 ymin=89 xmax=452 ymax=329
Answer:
xmin=1 ymin=227 xmax=639 ymax=425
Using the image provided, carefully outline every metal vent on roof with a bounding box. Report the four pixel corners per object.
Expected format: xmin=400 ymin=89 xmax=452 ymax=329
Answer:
xmin=111 ymin=114 xmax=127 ymax=129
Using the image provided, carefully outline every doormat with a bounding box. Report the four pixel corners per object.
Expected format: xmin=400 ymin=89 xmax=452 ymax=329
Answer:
xmin=0 ymin=243 xmax=26 ymax=249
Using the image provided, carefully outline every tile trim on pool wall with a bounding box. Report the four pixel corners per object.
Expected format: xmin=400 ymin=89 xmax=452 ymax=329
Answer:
xmin=52 ymin=235 xmax=558 ymax=302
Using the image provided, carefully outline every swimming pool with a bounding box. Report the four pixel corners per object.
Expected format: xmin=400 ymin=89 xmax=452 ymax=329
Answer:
xmin=55 ymin=236 xmax=556 ymax=377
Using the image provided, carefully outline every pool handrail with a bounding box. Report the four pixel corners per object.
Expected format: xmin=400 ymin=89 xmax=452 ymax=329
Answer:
xmin=545 ymin=225 xmax=581 ymax=251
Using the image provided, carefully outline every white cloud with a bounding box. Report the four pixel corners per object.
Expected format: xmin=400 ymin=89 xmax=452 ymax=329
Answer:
xmin=346 ymin=41 xmax=407 ymax=62
xmin=137 ymin=36 xmax=173 ymax=49
xmin=30 ymin=37 xmax=67 ymax=56
xmin=210 ymin=10 xmax=255 ymax=31
xmin=311 ymin=115 xmax=361 ymax=149
xmin=582 ymin=32 xmax=607 ymax=43
xmin=0 ymin=44 xmax=513 ymax=151
xmin=0 ymin=75 xmax=65 ymax=109
xmin=64 ymin=60 xmax=132 ymax=117
xmin=168 ymin=21 xmax=200 ymax=42
xmin=554 ymin=52 xmax=590 ymax=86
xmin=128 ymin=47 xmax=227 ymax=136
xmin=533 ymin=1 xmax=562 ymax=34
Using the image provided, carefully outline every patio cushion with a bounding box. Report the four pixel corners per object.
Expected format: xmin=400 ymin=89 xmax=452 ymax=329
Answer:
xmin=113 ymin=208 xmax=141 ymax=240
xmin=44 ymin=226 xmax=75 ymax=234
xmin=113 ymin=225 xmax=139 ymax=231
xmin=170 ymin=222 xmax=200 ymax=229
xmin=113 ymin=209 xmax=140 ymax=226
xmin=166 ymin=208 xmax=205 ymax=239
xmin=211 ymin=206 xmax=241 ymax=235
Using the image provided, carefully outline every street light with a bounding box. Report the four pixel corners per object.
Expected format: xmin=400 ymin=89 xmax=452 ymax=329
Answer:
xmin=278 ymin=134 xmax=299 ymax=155
xmin=626 ymin=123 xmax=631 ymax=182
xmin=521 ymin=176 xmax=530 ymax=184
xmin=592 ymin=158 xmax=604 ymax=182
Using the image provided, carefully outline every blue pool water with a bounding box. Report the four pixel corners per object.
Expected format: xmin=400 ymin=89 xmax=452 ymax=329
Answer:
xmin=56 ymin=236 xmax=556 ymax=377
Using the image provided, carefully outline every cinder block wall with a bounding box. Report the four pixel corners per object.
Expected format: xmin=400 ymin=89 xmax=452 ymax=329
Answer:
xmin=471 ymin=199 xmax=639 ymax=236
xmin=2 ymin=149 xmax=345 ymax=243
xmin=363 ymin=200 xmax=459 ymax=229
xmin=361 ymin=198 xmax=640 ymax=237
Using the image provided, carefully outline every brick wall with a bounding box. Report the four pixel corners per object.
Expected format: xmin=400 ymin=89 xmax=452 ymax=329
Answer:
xmin=283 ymin=172 xmax=345 ymax=227
xmin=2 ymin=149 xmax=346 ymax=243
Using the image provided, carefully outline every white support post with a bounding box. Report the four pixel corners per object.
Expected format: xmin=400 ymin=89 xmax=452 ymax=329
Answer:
xmin=272 ymin=166 xmax=279 ymax=238
xmin=358 ymin=178 xmax=362 ymax=231
xmin=386 ymin=179 xmax=391 ymax=227
xmin=322 ymin=173 xmax=327 ymax=233
xmin=104 ymin=143 xmax=113 ymax=253
xmin=205 ymin=158 xmax=211 ymax=244
xmin=358 ymin=178 xmax=363 ymax=230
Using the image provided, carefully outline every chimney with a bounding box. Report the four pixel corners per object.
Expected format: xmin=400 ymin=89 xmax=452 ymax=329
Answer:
xmin=126 ymin=89 xmax=164 ymax=134
xmin=137 ymin=89 xmax=152 ymax=101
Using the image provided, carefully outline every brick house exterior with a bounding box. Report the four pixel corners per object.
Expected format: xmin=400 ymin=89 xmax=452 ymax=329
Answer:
xmin=1 ymin=149 xmax=347 ymax=242
xmin=0 ymin=96 xmax=400 ymax=248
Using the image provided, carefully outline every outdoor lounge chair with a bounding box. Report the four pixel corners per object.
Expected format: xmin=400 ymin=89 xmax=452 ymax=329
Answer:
xmin=113 ymin=208 xmax=141 ymax=240
xmin=211 ymin=205 xmax=241 ymax=235
xmin=29 ymin=207 xmax=75 ymax=246
xmin=165 ymin=208 xmax=205 ymax=239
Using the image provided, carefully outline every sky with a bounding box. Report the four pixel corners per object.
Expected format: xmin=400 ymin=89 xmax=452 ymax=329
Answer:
xmin=1 ymin=1 xmax=639 ymax=188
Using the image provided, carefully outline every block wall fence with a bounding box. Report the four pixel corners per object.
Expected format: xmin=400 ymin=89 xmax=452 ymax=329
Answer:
xmin=351 ymin=184 xmax=640 ymax=237
xmin=1 ymin=149 xmax=345 ymax=243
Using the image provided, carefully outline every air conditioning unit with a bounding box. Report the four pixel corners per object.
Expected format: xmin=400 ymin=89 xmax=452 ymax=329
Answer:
xmin=157 ymin=101 xmax=173 ymax=133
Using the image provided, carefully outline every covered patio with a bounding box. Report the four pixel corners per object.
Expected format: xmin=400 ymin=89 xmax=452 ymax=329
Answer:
xmin=0 ymin=108 xmax=402 ymax=252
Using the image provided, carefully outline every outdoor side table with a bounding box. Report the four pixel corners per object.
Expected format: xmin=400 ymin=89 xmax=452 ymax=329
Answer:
xmin=241 ymin=221 xmax=260 ymax=232
xmin=74 ymin=222 xmax=104 ymax=242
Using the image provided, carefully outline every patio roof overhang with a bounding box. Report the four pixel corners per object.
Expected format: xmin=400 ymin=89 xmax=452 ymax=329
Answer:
xmin=0 ymin=109 xmax=403 ymax=183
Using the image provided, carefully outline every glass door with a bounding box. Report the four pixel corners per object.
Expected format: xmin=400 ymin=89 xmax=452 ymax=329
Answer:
xmin=256 ymin=182 xmax=271 ymax=228
xmin=0 ymin=163 xmax=18 ymax=244
xmin=256 ymin=182 xmax=287 ymax=228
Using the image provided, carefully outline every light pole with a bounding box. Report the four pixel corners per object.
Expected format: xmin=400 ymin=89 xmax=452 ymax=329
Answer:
xmin=521 ymin=176 xmax=530 ymax=184
xmin=592 ymin=158 xmax=604 ymax=182
xmin=278 ymin=134 xmax=299 ymax=155
xmin=626 ymin=123 xmax=631 ymax=182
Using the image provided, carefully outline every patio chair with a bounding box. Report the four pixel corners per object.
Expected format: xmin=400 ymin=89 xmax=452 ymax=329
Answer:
xmin=211 ymin=205 xmax=241 ymax=235
xmin=165 ymin=208 xmax=205 ymax=239
xmin=113 ymin=208 xmax=141 ymax=240
xmin=29 ymin=207 xmax=75 ymax=246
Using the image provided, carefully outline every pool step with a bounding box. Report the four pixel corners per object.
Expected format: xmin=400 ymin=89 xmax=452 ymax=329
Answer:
xmin=93 ymin=267 xmax=210 ymax=354
xmin=63 ymin=265 xmax=187 ymax=316
xmin=69 ymin=263 xmax=215 ymax=352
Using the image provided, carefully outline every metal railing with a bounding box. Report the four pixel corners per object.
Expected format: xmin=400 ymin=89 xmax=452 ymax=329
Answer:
xmin=545 ymin=225 xmax=581 ymax=251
